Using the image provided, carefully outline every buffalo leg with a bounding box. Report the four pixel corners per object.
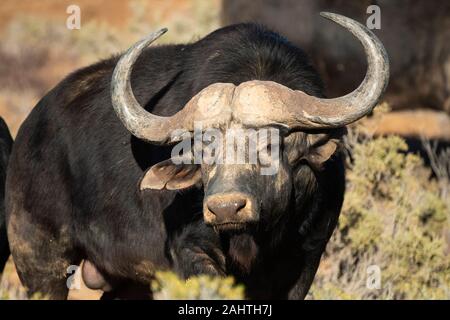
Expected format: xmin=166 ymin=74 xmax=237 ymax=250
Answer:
xmin=7 ymin=210 xmax=80 ymax=299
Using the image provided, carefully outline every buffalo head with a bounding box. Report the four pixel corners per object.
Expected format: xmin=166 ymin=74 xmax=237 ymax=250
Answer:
xmin=110 ymin=12 xmax=389 ymax=232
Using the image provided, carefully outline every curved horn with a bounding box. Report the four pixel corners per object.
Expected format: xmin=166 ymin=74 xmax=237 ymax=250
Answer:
xmin=298 ymin=12 xmax=390 ymax=127
xmin=111 ymin=29 xmax=177 ymax=143
xmin=111 ymin=29 xmax=237 ymax=144
xmin=312 ymin=12 xmax=390 ymax=126
xmin=112 ymin=29 xmax=207 ymax=144
xmin=234 ymin=12 xmax=390 ymax=130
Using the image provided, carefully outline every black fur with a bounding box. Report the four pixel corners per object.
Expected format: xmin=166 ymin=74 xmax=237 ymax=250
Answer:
xmin=0 ymin=117 xmax=12 ymax=275
xmin=5 ymin=24 xmax=344 ymax=299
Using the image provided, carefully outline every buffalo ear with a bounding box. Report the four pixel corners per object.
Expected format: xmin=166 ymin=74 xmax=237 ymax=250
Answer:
xmin=306 ymin=129 xmax=346 ymax=167
xmin=307 ymin=140 xmax=339 ymax=164
xmin=140 ymin=159 xmax=202 ymax=191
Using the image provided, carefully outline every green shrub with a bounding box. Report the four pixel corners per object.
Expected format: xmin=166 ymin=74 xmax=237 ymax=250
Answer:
xmin=309 ymin=111 xmax=450 ymax=299
xmin=152 ymin=271 xmax=244 ymax=300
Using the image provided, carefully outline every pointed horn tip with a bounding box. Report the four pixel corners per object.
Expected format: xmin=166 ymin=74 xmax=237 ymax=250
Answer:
xmin=319 ymin=12 xmax=352 ymax=25
xmin=319 ymin=12 xmax=337 ymax=19
xmin=152 ymin=28 xmax=168 ymax=38
xmin=142 ymin=28 xmax=168 ymax=43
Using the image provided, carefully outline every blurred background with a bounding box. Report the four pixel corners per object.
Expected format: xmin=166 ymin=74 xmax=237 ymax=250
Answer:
xmin=0 ymin=0 xmax=449 ymax=299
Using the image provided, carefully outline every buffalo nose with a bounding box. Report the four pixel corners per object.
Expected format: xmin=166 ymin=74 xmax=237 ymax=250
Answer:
xmin=206 ymin=194 xmax=248 ymax=222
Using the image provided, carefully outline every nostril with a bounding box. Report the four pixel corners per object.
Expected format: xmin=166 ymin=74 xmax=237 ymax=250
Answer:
xmin=234 ymin=198 xmax=247 ymax=212
xmin=206 ymin=200 xmax=217 ymax=215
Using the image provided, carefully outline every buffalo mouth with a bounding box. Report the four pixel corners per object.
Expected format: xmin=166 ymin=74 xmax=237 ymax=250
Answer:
xmin=212 ymin=222 xmax=248 ymax=233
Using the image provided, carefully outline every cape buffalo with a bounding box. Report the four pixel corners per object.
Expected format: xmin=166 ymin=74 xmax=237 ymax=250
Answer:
xmin=3 ymin=12 xmax=389 ymax=299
